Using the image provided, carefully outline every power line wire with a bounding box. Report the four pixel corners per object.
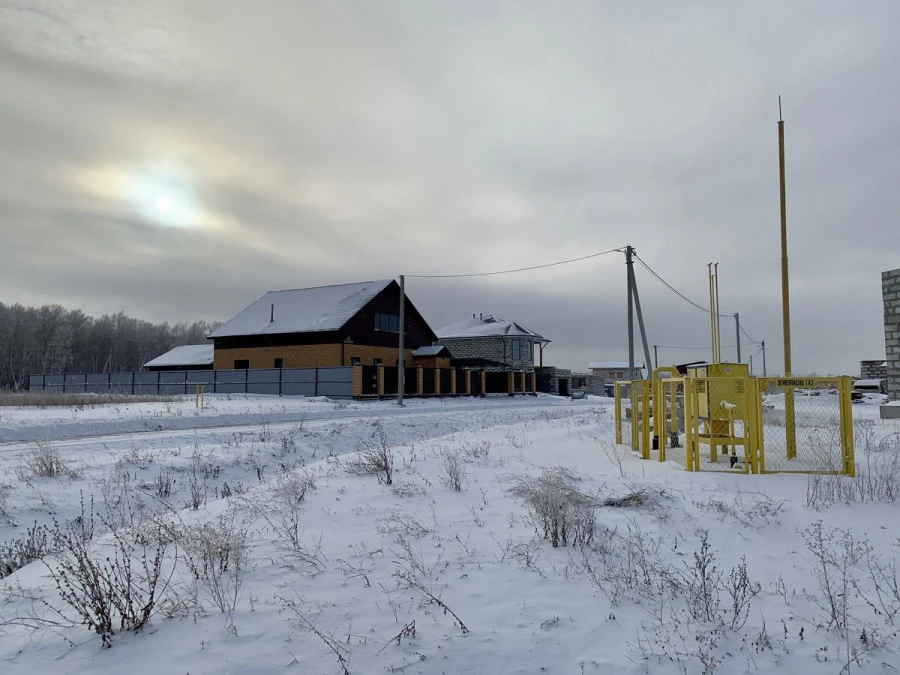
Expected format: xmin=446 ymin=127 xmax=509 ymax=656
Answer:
xmin=655 ymin=343 xmax=757 ymax=351
xmin=405 ymin=247 xmax=625 ymax=279
xmin=633 ymin=255 xmax=715 ymax=315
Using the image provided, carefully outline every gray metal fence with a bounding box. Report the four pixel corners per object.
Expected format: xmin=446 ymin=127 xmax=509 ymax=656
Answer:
xmin=28 ymin=368 xmax=354 ymax=398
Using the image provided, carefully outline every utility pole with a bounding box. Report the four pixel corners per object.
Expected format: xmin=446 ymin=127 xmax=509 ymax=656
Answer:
xmin=761 ymin=340 xmax=767 ymax=377
xmin=630 ymin=261 xmax=653 ymax=378
xmin=734 ymin=313 xmax=742 ymax=363
xmin=778 ymin=97 xmax=796 ymax=458
xmin=398 ymin=275 xmax=405 ymax=406
xmin=653 ymin=345 xmax=658 ymax=370
xmin=626 ymin=246 xmax=635 ymax=381
xmin=749 ymin=354 xmax=754 ymax=375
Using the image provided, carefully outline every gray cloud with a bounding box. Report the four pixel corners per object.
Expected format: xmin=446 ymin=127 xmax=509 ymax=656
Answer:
xmin=1 ymin=0 xmax=898 ymax=375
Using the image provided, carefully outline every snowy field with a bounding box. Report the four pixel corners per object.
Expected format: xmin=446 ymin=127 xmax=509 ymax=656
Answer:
xmin=1 ymin=394 xmax=899 ymax=674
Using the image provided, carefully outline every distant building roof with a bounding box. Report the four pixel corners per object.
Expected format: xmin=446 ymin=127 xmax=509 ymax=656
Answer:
xmin=412 ymin=345 xmax=451 ymax=357
xmin=143 ymin=344 xmax=214 ymax=369
xmin=436 ymin=314 xmax=547 ymax=341
xmin=588 ymin=361 xmax=646 ymax=370
xmin=209 ymin=280 xmax=393 ymax=338
xmin=854 ymin=379 xmax=883 ymax=388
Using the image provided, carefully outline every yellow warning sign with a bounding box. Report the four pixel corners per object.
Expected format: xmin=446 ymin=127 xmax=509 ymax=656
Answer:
xmin=775 ymin=378 xmax=818 ymax=388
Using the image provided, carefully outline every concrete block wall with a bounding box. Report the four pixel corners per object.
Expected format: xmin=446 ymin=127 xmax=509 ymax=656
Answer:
xmin=437 ymin=336 xmax=535 ymax=370
xmin=884 ymin=269 xmax=900 ymax=400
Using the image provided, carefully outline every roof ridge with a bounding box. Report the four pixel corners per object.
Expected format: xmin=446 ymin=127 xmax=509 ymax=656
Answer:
xmin=264 ymin=279 xmax=392 ymax=294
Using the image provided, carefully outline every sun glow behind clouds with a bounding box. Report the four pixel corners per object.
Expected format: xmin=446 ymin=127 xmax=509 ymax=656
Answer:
xmin=76 ymin=163 xmax=206 ymax=229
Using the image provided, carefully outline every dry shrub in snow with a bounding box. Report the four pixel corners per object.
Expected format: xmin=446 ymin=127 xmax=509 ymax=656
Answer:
xmin=392 ymin=536 xmax=468 ymax=634
xmin=17 ymin=442 xmax=80 ymax=480
xmin=807 ymin=431 xmax=900 ymax=508
xmin=376 ymin=512 xmax=430 ymax=539
xmin=244 ymin=470 xmax=322 ymax=570
xmin=346 ymin=423 xmax=393 ymax=485
xmin=1 ymin=522 xmax=55 ymax=578
xmin=176 ymin=512 xmax=252 ymax=615
xmin=509 ymin=466 xmax=596 ymax=547
xmin=439 ymin=451 xmax=466 ymax=492
xmin=461 ymin=440 xmax=491 ymax=460
xmin=0 ymin=483 xmax=11 ymax=524
xmin=43 ymin=504 xmax=171 ymax=647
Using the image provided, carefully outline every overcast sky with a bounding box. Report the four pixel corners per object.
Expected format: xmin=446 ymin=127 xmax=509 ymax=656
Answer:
xmin=1 ymin=1 xmax=898 ymax=375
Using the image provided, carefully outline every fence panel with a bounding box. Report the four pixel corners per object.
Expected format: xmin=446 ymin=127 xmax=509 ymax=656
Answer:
xmin=615 ymin=382 xmax=632 ymax=449
xmin=213 ymin=370 xmax=245 ymax=394
xmin=85 ymin=373 xmax=110 ymax=394
xmin=659 ymin=379 xmax=687 ymax=466
xmin=133 ymin=372 xmax=159 ymax=395
xmin=686 ymin=377 xmax=754 ymax=473
xmin=158 ymin=371 xmax=188 ymax=395
xmin=757 ymin=377 xmax=853 ymax=474
xmin=109 ymin=373 xmax=134 ymax=394
xmin=65 ymin=374 xmax=86 ymax=393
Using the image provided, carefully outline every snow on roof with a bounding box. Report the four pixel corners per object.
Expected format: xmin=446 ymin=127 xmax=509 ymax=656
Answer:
xmin=587 ymin=361 xmax=646 ymax=370
xmin=854 ymin=379 xmax=883 ymax=387
xmin=143 ymin=344 xmax=214 ymax=368
xmin=412 ymin=345 xmax=450 ymax=357
xmin=436 ymin=314 xmax=547 ymax=341
xmin=209 ymin=280 xmax=393 ymax=338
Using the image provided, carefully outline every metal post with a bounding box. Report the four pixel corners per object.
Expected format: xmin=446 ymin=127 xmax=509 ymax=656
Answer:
xmin=761 ymin=340 xmax=767 ymax=377
xmin=734 ymin=313 xmax=741 ymax=363
xmin=749 ymin=354 xmax=753 ymax=375
xmin=630 ymin=261 xmax=653 ymax=379
xmin=398 ymin=275 xmax=405 ymax=406
xmin=626 ymin=246 xmax=635 ymax=381
xmin=778 ymin=98 xmax=796 ymax=459
xmin=653 ymin=345 xmax=658 ymax=370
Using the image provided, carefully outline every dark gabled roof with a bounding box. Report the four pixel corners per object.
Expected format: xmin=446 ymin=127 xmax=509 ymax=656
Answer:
xmin=209 ymin=280 xmax=393 ymax=339
xmin=412 ymin=345 xmax=451 ymax=357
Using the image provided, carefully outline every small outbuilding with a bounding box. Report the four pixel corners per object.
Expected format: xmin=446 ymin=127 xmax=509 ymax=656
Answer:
xmin=144 ymin=344 xmax=214 ymax=371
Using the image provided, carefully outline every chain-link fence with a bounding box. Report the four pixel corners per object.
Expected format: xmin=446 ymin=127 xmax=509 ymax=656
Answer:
xmin=657 ymin=378 xmax=686 ymax=467
xmin=757 ymin=377 xmax=854 ymax=474
xmin=685 ymin=377 xmax=755 ymax=473
xmin=612 ymin=374 xmax=854 ymax=476
xmin=614 ymin=381 xmax=633 ymax=449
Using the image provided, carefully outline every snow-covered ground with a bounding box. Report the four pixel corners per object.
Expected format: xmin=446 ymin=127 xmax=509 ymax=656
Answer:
xmin=0 ymin=394 xmax=899 ymax=674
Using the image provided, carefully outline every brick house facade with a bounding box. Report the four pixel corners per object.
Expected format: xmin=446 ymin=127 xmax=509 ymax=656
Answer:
xmin=884 ymin=269 xmax=900 ymax=400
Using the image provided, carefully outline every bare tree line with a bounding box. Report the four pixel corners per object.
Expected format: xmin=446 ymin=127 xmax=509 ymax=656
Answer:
xmin=0 ymin=302 xmax=220 ymax=389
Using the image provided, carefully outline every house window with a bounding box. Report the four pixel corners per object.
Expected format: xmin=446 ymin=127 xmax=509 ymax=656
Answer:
xmin=511 ymin=340 xmax=520 ymax=361
xmin=274 ymin=358 xmax=283 ymax=369
xmin=373 ymin=358 xmax=383 ymax=366
xmin=615 ymin=372 xmax=623 ymax=379
xmin=350 ymin=356 xmax=361 ymax=366
xmin=374 ymin=312 xmax=400 ymax=332
xmin=234 ymin=359 xmax=250 ymax=369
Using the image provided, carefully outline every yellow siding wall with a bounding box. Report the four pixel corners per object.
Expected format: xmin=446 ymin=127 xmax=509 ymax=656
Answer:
xmin=214 ymin=344 xmax=343 ymax=370
xmin=214 ymin=344 xmax=414 ymax=369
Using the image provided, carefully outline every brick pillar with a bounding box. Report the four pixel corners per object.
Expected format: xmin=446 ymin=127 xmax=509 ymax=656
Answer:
xmin=480 ymin=370 xmax=486 ymax=397
xmin=351 ymin=365 xmax=363 ymax=398
xmin=417 ymin=366 xmax=424 ymax=396
xmin=520 ymin=371 xmax=526 ymax=396
xmin=434 ymin=368 xmax=441 ymax=395
xmin=376 ymin=365 xmax=384 ymax=398
xmin=451 ymin=369 xmax=457 ymax=396
xmin=465 ymin=370 xmax=472 ymax=396
xmin=508 ymin=371 xmax=515 ymax=396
